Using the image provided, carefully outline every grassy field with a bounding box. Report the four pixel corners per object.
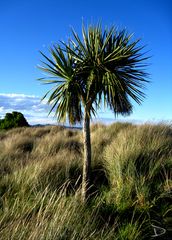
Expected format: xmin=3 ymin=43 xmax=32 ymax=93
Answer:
xmin=0 ymin=123 xmax=171 ymax=239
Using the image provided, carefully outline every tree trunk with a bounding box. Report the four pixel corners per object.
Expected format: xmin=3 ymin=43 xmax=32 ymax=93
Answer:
xmin=82 ymin=109 xmax=91 ymax=202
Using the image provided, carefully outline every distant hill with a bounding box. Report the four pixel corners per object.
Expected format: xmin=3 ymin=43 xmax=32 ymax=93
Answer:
xmin=32 ymin=123 xmax=82 ymax=130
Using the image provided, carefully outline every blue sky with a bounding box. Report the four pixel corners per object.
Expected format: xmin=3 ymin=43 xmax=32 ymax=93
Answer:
xmin=0 ymin=0 xmax=171 ymax=125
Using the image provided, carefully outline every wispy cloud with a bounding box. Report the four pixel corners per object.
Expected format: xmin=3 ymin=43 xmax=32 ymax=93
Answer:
xmin=0 ymin=93 xmax=57 ymax=125
xmin=0 ymin=93 xmax=168 ymax=126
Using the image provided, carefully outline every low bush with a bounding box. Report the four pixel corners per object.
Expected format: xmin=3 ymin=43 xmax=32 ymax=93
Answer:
xmin=0 ymin=112 xmax=29 ymax=130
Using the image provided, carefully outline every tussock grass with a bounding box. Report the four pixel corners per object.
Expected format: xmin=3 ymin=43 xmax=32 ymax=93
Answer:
xmin=32 ymin=127 xmax=81 ymax=159
xmin=91 ymin=122 xmax=134 ymax=164
xmin=0 ymin=123 xmax=171 ymax=239
xmin=103 ymin=123 xmax=172 ymax=238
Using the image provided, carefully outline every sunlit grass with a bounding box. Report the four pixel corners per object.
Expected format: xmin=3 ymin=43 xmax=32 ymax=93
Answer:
xmin=0 ymin=123 xmax=171 ymax=239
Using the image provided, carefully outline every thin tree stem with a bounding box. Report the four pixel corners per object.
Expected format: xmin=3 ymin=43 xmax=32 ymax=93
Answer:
xmin=82 ymin=109 xmax=91 ymax=202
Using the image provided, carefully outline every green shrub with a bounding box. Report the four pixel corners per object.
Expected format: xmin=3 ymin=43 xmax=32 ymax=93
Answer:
xmin=0 ymin=111 xmax=29 ymax=130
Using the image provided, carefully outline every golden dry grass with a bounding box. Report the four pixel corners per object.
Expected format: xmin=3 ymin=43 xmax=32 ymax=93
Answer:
xmin=0 ymin=123 xmax=171 ymax=239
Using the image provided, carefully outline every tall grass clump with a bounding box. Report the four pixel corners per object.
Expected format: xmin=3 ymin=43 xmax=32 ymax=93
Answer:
xmin=91 ymin=122 xmax=134 ymax=165
xmin=104 ymin=123 xmax=172 ymax=236
xmin=0 ymin=164 xmax=118 ymax=239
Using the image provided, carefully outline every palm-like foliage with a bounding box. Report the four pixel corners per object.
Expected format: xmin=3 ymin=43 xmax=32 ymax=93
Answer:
xmin=38 ymin=44 xmax=84 ymax=124
xmin=38 ymin=24 xmax=149 ymax=201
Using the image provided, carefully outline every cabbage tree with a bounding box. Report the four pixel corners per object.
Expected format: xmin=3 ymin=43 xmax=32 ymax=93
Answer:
xmin=38 ymin=24 xmax=149 ymax=202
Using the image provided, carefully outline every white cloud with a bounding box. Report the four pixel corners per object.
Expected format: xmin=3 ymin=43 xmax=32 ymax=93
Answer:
xmin=0 ymin=93 xmax=56 ymax=125
xmin=1 ymin=93 xmax=169 ymax=126
xmin=0 ymin=106 xmax=4 ymax=113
